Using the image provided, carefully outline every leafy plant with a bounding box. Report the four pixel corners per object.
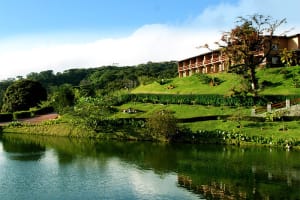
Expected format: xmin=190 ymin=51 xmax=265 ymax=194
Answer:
xmin=146 ymin=110 xmax=177 ymax=141
xmin=8 ymin=121 xmax=23 ymax=127
xmin=2 ymin=79 xmax=47 ymax=112
xmin=280 ymin=48 xmax=297 ymax=67
xmin=72 ymin=96 xmax=116 ymax=131
xmin=50 ymin=84 xmax=75 ymax=114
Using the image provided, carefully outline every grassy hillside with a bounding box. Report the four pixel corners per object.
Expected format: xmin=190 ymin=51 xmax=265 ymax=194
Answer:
xmin=132 ymin=72 xmax=241 ymax=95
xmin=257 ymin=66 xmax=300 ymax=95
xmin=132 ymin=66 xmax=300 ymax=95
xmin=114 ymin=102 xmax=249 ymax=119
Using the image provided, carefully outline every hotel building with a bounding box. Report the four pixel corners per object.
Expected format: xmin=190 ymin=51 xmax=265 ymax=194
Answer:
xmin=178 ymin=34 xmax=300 ymax=77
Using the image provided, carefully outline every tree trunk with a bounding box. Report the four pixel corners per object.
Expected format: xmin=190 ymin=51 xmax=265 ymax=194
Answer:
xmin=250 ymin=66 xmax=258 ymax=94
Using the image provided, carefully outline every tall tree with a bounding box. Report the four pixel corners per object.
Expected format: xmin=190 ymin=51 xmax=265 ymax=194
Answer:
xmin=2 ymin=79 xmax=47 ymax=112
xmin=217 ymin=14 xmax=286 ymax=94
xmin=50 ymin=84 xmax=75 ymax=113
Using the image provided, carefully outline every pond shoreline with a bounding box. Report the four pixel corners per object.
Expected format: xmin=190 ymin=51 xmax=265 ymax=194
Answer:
xmin=2 ymin=120 xmax=299 ymax=151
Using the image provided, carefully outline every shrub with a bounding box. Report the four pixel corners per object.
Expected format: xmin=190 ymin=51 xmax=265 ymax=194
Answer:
xmin=146 ymin=110 xmax=177 ymax=141
xmin=31 ymin=106 xmax=54 ymax=115
xmin=120 ymin=94 xmax=300 ymax=107
xmin=13 ymin=111 xmax=32 ymax=120
xmin=7 ymin=121 xmax=23 ymax=127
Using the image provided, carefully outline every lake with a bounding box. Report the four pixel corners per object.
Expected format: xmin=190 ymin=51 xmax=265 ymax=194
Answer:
xmin=0 ymin=133 xmax=300 ymax=200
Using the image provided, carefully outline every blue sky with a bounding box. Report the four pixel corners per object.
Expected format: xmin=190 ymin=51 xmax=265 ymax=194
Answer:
xmin=0 ymin=0 xmax=299 ymax=80
xmin=0 ymin=0 xmax=235 ymax=38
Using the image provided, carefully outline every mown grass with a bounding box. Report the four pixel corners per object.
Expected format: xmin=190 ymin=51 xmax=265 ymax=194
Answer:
xmin=113 ymin=102 xmax=250 ymax=119
xmin=132 ymin=72 xmax=242 ymax=95
xmin=132 ymin=66 xmax=300 ymax=95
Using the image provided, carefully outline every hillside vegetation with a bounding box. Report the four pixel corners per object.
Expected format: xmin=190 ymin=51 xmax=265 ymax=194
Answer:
xmin=2 ymin=64 xmax=300 ymax=147
xmin=132 ymin=66 xmax=300 ymax=95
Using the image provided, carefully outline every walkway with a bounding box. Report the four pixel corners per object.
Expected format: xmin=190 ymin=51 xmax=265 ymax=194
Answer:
xmin=0 ymin=113 xmax=59 ymax=126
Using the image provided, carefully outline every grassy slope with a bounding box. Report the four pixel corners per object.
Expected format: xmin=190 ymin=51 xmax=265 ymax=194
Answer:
xmin=132 ymin=66 xmax=300 ymax=95
xmin=128 ymin=66 xmax=300 ymax=145
xmin=132 ymin=72 xmax=242 ymax=95
xmin=257 ymin=66 xmax=300 ymax=95
xmin=114 ymin=103 xmax=249 ymax=119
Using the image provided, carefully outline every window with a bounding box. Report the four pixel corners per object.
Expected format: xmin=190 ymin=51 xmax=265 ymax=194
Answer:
xmin=272 ymin=44 xmax=278 ymax=50
xmin=272 ymin=57 xmax=279 ymax=64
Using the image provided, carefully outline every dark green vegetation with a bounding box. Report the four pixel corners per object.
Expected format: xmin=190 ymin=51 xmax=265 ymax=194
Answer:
xmin=1 ymin=79 xmax=47 ymax=112
xmin=1 ymin=60 xmax=300 ymax=148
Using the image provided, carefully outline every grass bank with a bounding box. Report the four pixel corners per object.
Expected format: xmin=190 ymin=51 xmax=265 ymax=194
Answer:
xmin=3 ymin=122 xmax=96 ymax=138
xmin=3 ymin=113 xmax=300 ymax=149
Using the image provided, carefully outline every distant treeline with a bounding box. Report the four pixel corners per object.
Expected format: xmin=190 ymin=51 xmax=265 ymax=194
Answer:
xmin=0 ymin=61 xmax=178 ymax=107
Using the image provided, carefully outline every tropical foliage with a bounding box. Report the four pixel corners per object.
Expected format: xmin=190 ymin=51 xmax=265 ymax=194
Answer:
xmin=280 ymin=48 xmax=297 ymax=67
xmin=1 ymin=79 xmax=47 ymax=112
xmin=72 ymin=97 xmax=116 ymax=131
xmin=0 ymin=61 xmax=177 ymax=109
xmin=50 ymin=84 xmax=75 ymax=114
xmin=146 ymin=110 xmax=177 ymax=140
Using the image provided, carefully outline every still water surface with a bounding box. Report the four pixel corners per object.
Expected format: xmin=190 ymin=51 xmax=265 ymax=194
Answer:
xmin=0 ymin=133 xmax=300 ymax=200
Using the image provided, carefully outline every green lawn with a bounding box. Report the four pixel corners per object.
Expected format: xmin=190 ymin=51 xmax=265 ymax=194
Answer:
xmin=114 ymin=102 xmax=250 ymax=119
xmin=131 ymin=72 xmax=242 ymax=95
xmin=257 ymin=66 xmax=300 ymax=95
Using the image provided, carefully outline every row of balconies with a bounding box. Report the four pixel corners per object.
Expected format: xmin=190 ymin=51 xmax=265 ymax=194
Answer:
xmin=178 ymin=50 xmax=265 ymax=72
xmin=178 ymin=56 xmax=226 ymax=72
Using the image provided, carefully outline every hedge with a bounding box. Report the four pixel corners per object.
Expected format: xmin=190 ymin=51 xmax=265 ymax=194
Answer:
xmin=13 ymin=111 xmax=32 ymax=120
xmin=31 ymin=106 xmax=54 ymax=115
xmin=116 ymin=94 xmax=300 ymax=107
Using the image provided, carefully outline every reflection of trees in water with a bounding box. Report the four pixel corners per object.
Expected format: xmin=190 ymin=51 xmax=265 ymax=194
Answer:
xmin=2 ymin=134 xmax=300 ymax=199
xmin=178 ymin=175 xmax=248 ymax=200
xmin=2 ymin=135 xmax=45 ymax=161
xmin=177 ymin=165 xmax=300 ymax=200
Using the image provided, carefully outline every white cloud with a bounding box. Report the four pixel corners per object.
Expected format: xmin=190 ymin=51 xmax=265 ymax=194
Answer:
xmin=0 ymin=25 xmax=217 ymax=80
xmin=194 ymin=0 xmax=300 ymax=34
xmin=0 ymin=0 xmax=299 ymax=80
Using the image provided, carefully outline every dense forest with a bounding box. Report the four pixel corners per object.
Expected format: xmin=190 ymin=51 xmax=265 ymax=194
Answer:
xmin=0 ymin=61 xmax=178 ymax=110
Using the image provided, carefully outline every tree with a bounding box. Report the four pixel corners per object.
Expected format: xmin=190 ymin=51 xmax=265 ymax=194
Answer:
xmin=72 ymin=96 xmax=115 ymax=131
xmin=146 ymin=110 xmax=177 ymax=141
xmin=50 ymin=84 xmax=75 ymax=113
xmin=0 ymin=79 xmax=15 ymax=108
xmin=1 ymin=79 xmax=47 ymax=112
xmin=216 ymin=14 xmax=286 ymax=94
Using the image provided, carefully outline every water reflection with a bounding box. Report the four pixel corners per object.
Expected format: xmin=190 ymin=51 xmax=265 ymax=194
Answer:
xmin=1 ymin=134 xmax=300 ymax=200
xmin=2 ymin=136 xmax=45 ymax=161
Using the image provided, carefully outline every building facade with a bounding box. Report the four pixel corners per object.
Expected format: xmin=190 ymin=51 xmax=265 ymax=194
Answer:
xmin=178 ymin=34 xmax=300 ymax=78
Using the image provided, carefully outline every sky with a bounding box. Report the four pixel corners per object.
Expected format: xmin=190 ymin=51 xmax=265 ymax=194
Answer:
xmin=0 ymin=0 xmax=299 ymax=80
